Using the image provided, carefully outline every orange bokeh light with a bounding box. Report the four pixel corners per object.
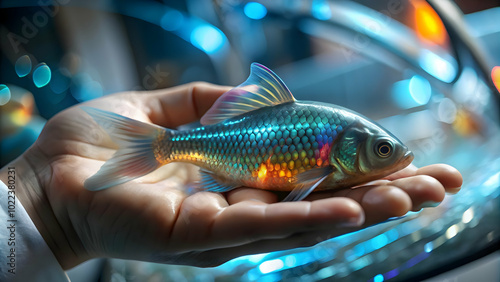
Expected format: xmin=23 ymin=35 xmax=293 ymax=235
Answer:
xmin=413 ymin=0 xmax=447 ymax=45
xmin=492 ymin=66 xmax=500 ymax=93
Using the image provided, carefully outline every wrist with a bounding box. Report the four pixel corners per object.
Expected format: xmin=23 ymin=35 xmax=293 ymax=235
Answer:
xmin=0 ymin=145 xmax=85 ymax=269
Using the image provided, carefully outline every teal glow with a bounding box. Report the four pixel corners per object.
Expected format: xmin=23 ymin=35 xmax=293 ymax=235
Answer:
xmin=190 ymin=25 xmax=226 ymax=54
xmin=371 ymin=234 xmax=389 ymax=250
xmin=71 ymin=73 xmax=103 ymax=102
xmin=49 ymin=69 xmax=71 ymax=94
xmin=33 ymin=63 xmax=52 ymax=88
xmin=15 ymin=55 xmax=32 ymax=77
xmin=391 ymin=75 xmax=431 ymax=109
xmin=353 ymin=244 xmax=365 ymax=257
xmin=374 ymin=274 xmax=385 ymax=282
xmin=385 ymin=229 xmax=399 ymax=242
xmin=409 ymin=75 xmax=431 ymax=104
xmin=244 ymin=2 xmax=267 ymax=20
xmin=312 ymin=0 xmax=332 ymax=20
xmin=0 ymin=85 xmax=11 ymax=106
xmin=316 ymin=266 xmax=335 ymax=279
xmin=424 ymin=242 xmax=433 ymax=253
xmin=161 ymin=10 xmax=184 ymax=31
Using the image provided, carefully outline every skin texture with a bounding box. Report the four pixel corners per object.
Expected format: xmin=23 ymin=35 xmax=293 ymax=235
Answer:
xmin=0 ymin=82 xmax=463 ymax=269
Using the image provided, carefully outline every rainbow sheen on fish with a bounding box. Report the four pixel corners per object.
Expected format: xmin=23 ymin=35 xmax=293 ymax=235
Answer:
xmin=83 ymin=63 xmax=413 ymax=201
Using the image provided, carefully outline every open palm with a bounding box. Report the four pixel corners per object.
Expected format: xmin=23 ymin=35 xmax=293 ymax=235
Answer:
xmin=20 ymin=83 xmax=462 ymax=269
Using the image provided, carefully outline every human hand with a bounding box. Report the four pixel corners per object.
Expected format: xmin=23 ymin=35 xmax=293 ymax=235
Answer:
xmin=0 ymin=82 xmax=462 ymax=269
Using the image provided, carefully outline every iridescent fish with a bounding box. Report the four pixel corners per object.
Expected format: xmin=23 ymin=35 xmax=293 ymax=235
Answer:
xmin=83 ymin=63 xmax=413 ymax=201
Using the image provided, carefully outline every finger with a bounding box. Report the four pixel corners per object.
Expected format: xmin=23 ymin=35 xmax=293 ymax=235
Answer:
xmin=172 ymin=197 xmax=364 ymax=251
xmin=212 ymin=198 xmax=363 ymax=245
xmin=143 ymin=82 xmax=232 ymax=128
xmin=308 ymin=185 xmax=412 ymax=225
xmin=356 ymin=185 xmax=412 ymax=225
xmin=389 ymin=175 xmax=446 ymax=211
xmin=226 ymin=188 xmax=278 ymax=204
xmin=416 ymin=164 xmax=463 ymax=194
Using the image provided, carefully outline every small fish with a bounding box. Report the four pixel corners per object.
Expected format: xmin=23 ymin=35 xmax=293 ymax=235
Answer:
xmin=83 ymin=63 xmax=413 ymax=201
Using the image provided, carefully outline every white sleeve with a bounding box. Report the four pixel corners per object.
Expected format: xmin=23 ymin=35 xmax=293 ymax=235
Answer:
xmin=0 ymin=180 xmax=69 ymax=282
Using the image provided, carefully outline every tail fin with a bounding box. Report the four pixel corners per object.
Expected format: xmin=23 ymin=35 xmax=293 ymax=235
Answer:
xmin=81 ymin=107 xmax=168 ymax=191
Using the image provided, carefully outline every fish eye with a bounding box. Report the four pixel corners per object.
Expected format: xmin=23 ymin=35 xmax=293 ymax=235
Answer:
xmin=375 ymin=141 xmax=393 ymax=158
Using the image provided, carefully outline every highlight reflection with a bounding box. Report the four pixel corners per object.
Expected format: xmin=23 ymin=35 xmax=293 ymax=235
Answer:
xmin=15 ymin=55 xmax=32 ymax=78
xmin=33 ymin=63 xmax=52 ymax=88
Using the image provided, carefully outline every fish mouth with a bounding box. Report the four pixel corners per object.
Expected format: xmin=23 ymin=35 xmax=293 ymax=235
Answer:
xmin=402 ymin=150 xmax=414 ymax=163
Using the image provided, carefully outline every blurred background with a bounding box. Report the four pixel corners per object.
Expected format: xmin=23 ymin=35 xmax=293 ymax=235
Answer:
xmin=1 ymin=0 xmax=499 ymax=281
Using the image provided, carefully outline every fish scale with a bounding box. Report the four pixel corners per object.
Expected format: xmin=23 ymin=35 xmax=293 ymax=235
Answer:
xmin=163 ymin=102 xmax=352 ymax=190
xmin=83 ymin=63 xmax=413 ymax=201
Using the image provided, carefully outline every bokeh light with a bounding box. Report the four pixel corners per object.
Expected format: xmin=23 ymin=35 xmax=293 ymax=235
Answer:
xmin=49 ymin=68 xmax=71 ymax=94
xmin=0 ymin=85 xmax=11 ymax=106
xmin=259 ymin=259 xmax=284 ymax=274
xmin=0 ymin=85 xmax=45 ymax=165
xmin=244 ymin=2 xmax=268 ymax=20
xmin=413 ymin=0 xmax=447 ymax=45
xmin=312 ymin=0 xmax=332 ymax=21
xmin=418 ymin=49 xmax=457 ymax=83
xmin=71 ymin=73 xmax=103 ymax=102
xmin=409 ymin=75 xmax=432 ymax=104
xmin=15 ymin=55 xmax=32 ymax=78
xmin=391 ymin=75 xmax=431 ymax=109
xmin=452 ymin=108 xmax=482 ymax=136
xmin=1 ymin=85 xmax=35 ymax=131
xmin=190 ymin=25 xmax=226 ymax=54
xmin=161 ymin=10 xmax=184 ymax=31
xmin=32 ymin=63 xmax=52 ymax=88
xmin=373 ymin=273 xmax=384 ymax=282
xmin=492 ymin=66 xmax=500 ymax=93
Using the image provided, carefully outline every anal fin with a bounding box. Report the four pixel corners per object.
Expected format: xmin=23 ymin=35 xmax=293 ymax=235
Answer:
xmin=197 ymin=169 xmax=239 ymax=193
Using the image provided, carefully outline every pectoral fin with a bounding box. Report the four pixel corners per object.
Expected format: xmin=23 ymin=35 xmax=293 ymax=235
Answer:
xmin=282 ymin=167 xmax=334 ymax=202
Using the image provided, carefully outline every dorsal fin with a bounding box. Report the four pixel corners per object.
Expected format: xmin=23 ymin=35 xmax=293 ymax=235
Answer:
xmin=201 ymin=63 xmax=296 ymax=125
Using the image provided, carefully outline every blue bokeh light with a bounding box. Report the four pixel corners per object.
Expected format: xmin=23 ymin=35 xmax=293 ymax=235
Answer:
xmin=0 ymin=84 xmax=11 ymax=106
xmin=409 ymin=75 xmax=432 ymax=104
xmin=49 ymin=69 xmax=71 ymax=94
xmin=71 ymin=73 xmax=103 ymax=102
xmin=190 ymin=25 xmax=226 ymax=54
xmin=312 ymin=0 xmax=332 ymax=21
xmin=371 ymin=234 xmax=389 ymax=250
xmin=424 ymin=242 xmax=433 ymax=253
xmin=392 ymin=75 xmax=432 ymax=109
xmin=244 ymin=2 xmax=268 ymax=20
xmin=374 ymin=273 xmax=385 ymax=282
xmin=32 ymin=63 xmax=52 ymax=88
xmin=15 ymin=55 xmax=32 ymax=78
xmin=419 ymin=49 xmax=457 ymax=83
xmin=161 ymin=10 xmax=184 ymax=31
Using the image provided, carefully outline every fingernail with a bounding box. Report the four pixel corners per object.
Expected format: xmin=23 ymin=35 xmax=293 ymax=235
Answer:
xmin=446 ymin=187 xmax=461 ymax=195
xmin=419 ymin=201 xmax=441 ymax=209
xmin=338 ymin=214 xmax=365 ymax=228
